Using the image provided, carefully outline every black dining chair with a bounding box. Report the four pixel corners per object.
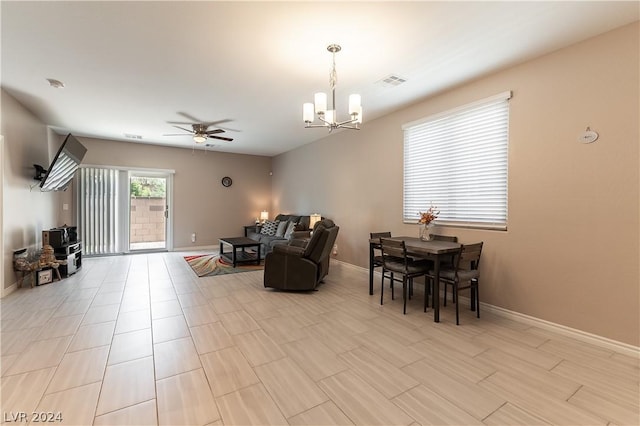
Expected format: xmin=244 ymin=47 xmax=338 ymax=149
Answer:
xmin=370 ymin=232 xmax=391 ymax=272
xmin=379 ymin=238 xmax=432 ymax=314
xmin=430 ymin=242 xmax=483 ymax=325
xmin=416 ymin=234 xmax=458 ymax=305
xmin=370 ymin=232 xmax=401 ymax=302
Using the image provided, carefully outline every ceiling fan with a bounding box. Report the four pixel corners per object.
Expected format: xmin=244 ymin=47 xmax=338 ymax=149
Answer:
xmin=164 ymin=113 xmax=236 ymax=143
xmin=164 ymin=123 xmax=233 ymax=143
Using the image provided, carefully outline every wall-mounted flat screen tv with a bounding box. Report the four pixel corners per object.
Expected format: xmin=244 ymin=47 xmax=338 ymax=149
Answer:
xmin=39 ymin=133 xmax=87 ymax=191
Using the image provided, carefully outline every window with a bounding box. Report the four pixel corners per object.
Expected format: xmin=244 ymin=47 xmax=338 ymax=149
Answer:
xmin=403 ymin=91 xmax=511 ymax=230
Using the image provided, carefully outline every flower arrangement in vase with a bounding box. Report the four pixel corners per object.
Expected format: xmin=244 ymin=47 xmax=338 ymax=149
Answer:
xmin=418 ymin=205 xmax=440 ymax=241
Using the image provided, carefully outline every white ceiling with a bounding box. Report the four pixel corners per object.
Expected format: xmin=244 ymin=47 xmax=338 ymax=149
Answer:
xmin=2 ymin=1 xmax=638 ymax=157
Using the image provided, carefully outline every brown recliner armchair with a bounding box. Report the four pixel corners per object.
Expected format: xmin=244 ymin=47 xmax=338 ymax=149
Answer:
xmin=263 ymin=219 xmax=339 ymax=291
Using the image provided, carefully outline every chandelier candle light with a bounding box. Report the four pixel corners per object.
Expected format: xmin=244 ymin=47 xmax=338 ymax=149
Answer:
xmin=303 ymin=44 xmax=362 ymax=131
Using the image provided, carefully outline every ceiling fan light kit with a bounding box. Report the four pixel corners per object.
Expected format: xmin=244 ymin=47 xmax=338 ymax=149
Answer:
xmin=303 ymin=44 xmax=362 ymax=131
xmin=164 ymin=122 xmax=234 ymax=144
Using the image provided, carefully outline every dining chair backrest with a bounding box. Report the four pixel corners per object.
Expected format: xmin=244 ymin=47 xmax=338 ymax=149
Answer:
xmin=370 ymin=232 xmax=392 ymax=265
xmin=430 ymin=234 xmax=458 ymax=242
xmin=455 ymin=242 xmax=483 ymax=273
xmin=370 ymin=231 xmax=392 ymax=240
xmin=370 ymin=232 xmax=392 ymax=250
xmin=431 ymin=235 xmax=458 ymax=266
xmin=379 ymin=238 xmax=408 ymax=270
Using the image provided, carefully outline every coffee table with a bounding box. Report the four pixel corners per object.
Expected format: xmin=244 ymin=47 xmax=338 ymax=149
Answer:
xmin=219 ymin=237 xmax=261 ymax=268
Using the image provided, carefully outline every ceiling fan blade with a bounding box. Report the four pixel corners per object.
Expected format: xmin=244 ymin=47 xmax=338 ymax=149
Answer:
xmin=172 ymin=125 xmax=195 ymax=134
xmin=167 ymin=120 xmax=199 ymax=125
xmin=207 ymin=120 xmax=241 ymax=132
xmin=202 ymin=118 xmax=233 ymax=127
xmin=176 ymin=112 xmax=202 ymax=123
xmin=209 ymin=135 xmax=233 ymax=142
xmin=205 ymin=129 xmax=225 ymax=135
xmin=168 ymin=119 xmax=233 ymax=129
xmin=163 ymin=133 xmax=191 ymax=136
xmin=169 ymin=116 xmax=238 ymax=130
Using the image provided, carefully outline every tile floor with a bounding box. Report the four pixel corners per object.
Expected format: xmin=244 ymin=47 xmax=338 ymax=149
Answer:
xmin=1 ymin=252 xmax=638 ymax=425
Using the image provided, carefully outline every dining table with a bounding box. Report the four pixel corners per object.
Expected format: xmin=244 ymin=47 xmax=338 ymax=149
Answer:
xmin=369 ymin=236 xmax=461 ymax=323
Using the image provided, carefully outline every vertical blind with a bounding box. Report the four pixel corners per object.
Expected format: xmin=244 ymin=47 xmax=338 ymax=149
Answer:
xmin=403 ymin=91 xmax=511 ymax=229
xmin=79 ymin=167 xmax=120 ymax=255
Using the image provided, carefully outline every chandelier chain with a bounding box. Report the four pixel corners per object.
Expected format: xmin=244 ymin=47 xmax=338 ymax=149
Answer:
xmin=329 ymin=52 xmax=337 ymax=91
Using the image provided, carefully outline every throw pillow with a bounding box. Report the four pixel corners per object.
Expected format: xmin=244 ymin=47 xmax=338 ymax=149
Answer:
xmin=260 ymin=220 xmax=279 ymax=236
xmin=275 ymin=220 xmax=289 ymax=237
xmin=284 ymin=221 xmax=297 ymax=239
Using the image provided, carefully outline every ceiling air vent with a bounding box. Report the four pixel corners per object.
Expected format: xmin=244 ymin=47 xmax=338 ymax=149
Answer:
xmin=377 ymin=74 xmax=407 ymax=87
xmin=124 ymin=133 xmax=142 ymax=140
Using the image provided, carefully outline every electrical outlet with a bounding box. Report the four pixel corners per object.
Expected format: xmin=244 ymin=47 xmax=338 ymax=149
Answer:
xmin=191 ymin=233 xmax=196 ymax=243
xmin=332 ymin=244 xmax=338 ymax=255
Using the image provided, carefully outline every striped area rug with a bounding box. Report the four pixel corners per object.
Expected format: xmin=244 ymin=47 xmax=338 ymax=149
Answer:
xmin=184 ymin=254 xmax=263 ymax=277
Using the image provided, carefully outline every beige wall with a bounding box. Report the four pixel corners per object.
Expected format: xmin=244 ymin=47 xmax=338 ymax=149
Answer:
xmin=1 ymin=91 xmax=63 ymax=290
xmin=273 ymin=23 xmax=639 ymax=346
xmin=78 ymin=137 xmax=272 ymax=249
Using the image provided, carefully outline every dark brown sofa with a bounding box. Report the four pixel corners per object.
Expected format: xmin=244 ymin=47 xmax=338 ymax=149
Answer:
xmin=247 ymin=214 xmax=312 ymax=255
xmin=263 ymin=219 xmax=339 ymax=291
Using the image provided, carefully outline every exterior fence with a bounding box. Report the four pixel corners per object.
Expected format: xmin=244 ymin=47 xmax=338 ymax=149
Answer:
xmin=130 ymin=197 xmax=166 ymax=243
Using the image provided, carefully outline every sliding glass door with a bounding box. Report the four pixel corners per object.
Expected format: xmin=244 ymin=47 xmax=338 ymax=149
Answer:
xmin=78 ymin=166 xmax=173 ymax=256
xmin=129 ymin=173 xmax=170 ymax=252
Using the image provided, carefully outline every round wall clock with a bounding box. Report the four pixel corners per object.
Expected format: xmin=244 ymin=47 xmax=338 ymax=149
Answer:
xmin=221 ymin=176 xmax=233 ymax=187
xmin=578 ymin=128 xmax=599 ymax=144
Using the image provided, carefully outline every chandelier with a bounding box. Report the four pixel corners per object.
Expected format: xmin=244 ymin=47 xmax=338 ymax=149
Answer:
xmin=303 ymin=44 xmax=362 ymax=131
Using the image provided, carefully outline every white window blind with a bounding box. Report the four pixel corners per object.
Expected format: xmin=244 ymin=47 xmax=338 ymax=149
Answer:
xmin=403 ymin=91 xmax=511 ymax=229
xmin=79 ymin=167 xmax=120 ymax=255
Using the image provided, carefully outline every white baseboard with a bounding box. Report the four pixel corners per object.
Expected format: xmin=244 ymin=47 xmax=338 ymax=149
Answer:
xmin=331 ymin=258 xmax=364 ymax=271
xmin=478 ymin=301 xmax=639 ymax=357
xmin=1 ymin=281 xmax=19 ymax=298
xmin=338 ymin=260 xmax=639 ymax=357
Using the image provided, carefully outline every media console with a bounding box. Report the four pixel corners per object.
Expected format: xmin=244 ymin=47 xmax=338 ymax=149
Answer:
xmin=54 ymin=241 xmax=82 ymax=277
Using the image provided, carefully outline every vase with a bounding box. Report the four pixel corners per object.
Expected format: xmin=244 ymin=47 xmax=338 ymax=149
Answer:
xmin=419 ymin=224 xmax=433 ymax=241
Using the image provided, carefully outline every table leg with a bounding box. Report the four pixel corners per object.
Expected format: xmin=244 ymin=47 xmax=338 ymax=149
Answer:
xmin=232 ymin=246 xmax=237 ymax=268
xmin=369 ymin=243 xmax=374 ymax=295
xmin=433 ymin=256 xmax=440 ymax=323
xmin=257 ymin=245 xmax=261 ymax=266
